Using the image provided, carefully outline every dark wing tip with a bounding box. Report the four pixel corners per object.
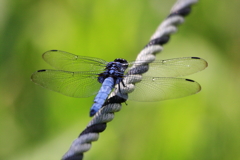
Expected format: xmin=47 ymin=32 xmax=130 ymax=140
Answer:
xmin=42 ymin=50 xmax=59 ymax=59
xmin=191 ymin=57 xmax=208 ymax=68
xmin=191 ymin=57 xmax=200 ymax=59
xmin=185 ymin=79 xmax=202 ymax=93
xmin=185 ymin=79 xmax=195 ymax=82
xmin=37 ymin=69 xmax=47 ymax=72
xmin=31 ymin=70 xmax=46 ymax=80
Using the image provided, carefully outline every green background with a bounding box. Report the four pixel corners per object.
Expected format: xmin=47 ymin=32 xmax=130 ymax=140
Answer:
xmin=1 ymin=0 xmax=240 ymax=159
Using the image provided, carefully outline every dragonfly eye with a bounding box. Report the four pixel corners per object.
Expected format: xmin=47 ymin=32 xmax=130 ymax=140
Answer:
xmin=114 ymin=58 xmax=128 ymax=68
xmin=114 ymin=58 xmax=127 ymax=64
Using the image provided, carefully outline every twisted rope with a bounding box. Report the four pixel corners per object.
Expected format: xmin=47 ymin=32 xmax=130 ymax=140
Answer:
xmin=61 ymin=0 xmax=198 ymax=159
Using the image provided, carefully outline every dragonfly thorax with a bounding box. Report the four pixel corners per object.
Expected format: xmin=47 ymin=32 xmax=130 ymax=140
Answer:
xmin=98 ymin=59 xmax=128 ymax=84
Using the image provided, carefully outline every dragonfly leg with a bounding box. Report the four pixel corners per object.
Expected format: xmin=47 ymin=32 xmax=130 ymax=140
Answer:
xmin=118 ymin=83 xmax=122 ymax=94
xmin=117 ymin=80 xmax=126 ymax=94
xmin=121 ymin=80 xmax=126 ymax=87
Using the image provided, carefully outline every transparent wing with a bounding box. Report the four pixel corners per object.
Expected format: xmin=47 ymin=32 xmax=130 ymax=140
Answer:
xmin=126 ymin=57 xmax=208 ymax=77
xmin=121 ymin=76 xmax=201 ymax=101
xmin=42 ymin=50 xmax=108 ymax=72
xmin=31 ymin=69 xmax=101 ymax=98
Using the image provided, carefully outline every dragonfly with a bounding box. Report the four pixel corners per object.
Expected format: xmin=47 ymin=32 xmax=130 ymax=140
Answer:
xmin=31 ymin=50 xmax=208 ymax=116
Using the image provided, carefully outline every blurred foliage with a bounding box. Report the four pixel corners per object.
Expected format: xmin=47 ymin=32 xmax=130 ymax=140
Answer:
xmin=0 ymin=0 xmax=240 ymax=160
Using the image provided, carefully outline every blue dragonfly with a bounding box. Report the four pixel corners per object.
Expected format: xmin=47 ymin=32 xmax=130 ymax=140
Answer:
xmin=31 ymin=50 xmax=207 ymax=116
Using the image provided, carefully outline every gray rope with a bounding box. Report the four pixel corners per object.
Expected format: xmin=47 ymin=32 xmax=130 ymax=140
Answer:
xmin=61 ymin=0 xmax=198 ymax=159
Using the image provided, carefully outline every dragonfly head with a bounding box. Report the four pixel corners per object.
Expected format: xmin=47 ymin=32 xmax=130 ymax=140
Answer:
xmin=114 ymin=58 xmax=128 ymax=70
xmin=114 ymin=58 xmax=127 ymax=63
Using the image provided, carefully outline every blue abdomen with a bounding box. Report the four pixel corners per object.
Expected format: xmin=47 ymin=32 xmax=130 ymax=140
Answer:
xmin=90 ymin=77 xmax=115 ymax=116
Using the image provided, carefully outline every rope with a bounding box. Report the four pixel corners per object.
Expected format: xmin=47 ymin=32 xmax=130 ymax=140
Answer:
xmin=61 ymin=0 xmax=198 ymax=159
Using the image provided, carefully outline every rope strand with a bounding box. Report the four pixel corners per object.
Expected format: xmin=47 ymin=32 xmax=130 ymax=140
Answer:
xmin=62 ymin=0 xmax=198 ymax=159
